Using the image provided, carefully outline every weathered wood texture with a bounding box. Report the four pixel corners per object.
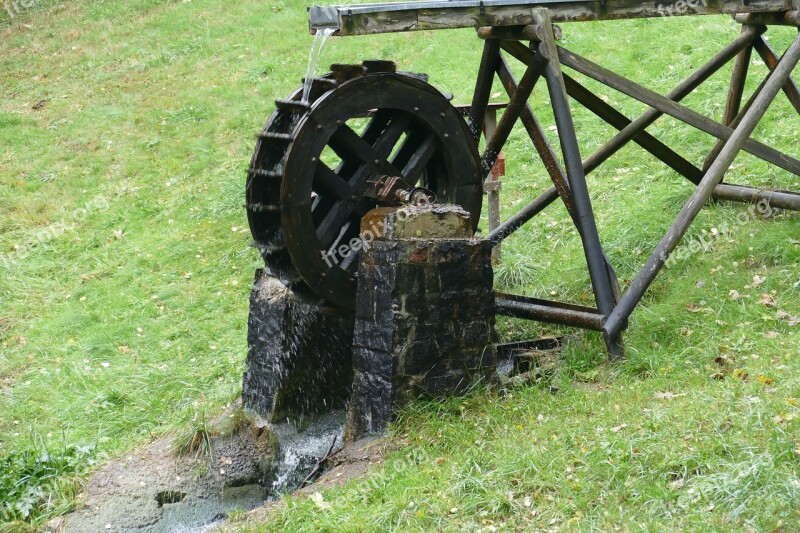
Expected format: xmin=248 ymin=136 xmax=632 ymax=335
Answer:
xmin=309 ymin=0 xmax=793 ymax=35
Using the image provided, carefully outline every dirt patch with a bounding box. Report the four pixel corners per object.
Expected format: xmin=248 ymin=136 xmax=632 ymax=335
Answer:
xmin=212 ymin=436 xmax=396 ymax=531
xmin=55 ymin=419 xmax=277 ymax=532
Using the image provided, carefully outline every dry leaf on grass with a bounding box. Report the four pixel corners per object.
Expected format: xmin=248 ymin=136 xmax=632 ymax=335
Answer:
xmin=759 ymin=293 xmax=777 ymax=307
xmin=776 ymin=310 xmax=800 ymax=326
xmin=654 ymin=391 xmax=687 ymax=400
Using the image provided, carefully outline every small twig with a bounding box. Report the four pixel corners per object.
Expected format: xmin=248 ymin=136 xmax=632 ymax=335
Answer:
xmin=300 ymin=435 xmax=338 ymax=488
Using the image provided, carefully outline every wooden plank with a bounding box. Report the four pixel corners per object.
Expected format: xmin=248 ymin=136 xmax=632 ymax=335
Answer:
xmin=310 ymin=0 xmax=794 ymax=35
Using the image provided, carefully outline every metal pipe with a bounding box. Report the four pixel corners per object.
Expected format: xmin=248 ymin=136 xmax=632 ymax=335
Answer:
xmin=712 ymin=184 xmax=800 ymax=210
xmin=604 ymin=32 xmax=800 ymax=339
xmin=496 ymin=296 xmax=605 ymax=331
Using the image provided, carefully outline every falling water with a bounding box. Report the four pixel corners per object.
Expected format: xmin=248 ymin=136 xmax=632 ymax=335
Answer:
xmin=268 ymin=411 xmax=345 ymax=497
xmin=301 ymin=28 xmax=335 ymax=103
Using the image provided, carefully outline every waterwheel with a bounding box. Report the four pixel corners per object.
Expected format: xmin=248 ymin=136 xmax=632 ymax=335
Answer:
xmin=246 ymin=61 xmax=483 ymax=311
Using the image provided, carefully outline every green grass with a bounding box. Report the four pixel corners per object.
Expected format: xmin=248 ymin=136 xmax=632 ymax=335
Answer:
xmin=1 ymin=0 xmax=799 ymax=529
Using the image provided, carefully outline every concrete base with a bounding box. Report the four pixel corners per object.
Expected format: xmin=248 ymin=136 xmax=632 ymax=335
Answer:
xmin=242 ymin=270 xmax=354 ymax=422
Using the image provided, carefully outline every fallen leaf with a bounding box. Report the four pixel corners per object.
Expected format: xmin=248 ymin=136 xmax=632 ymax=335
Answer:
xmin=763 ymin=331 xmax=780 ymax=339
xmin=611 ymin=423 xmax=628 ymax=433
xmin=729 ymin=289 xmax=741 ymax=300
xmin=751 ymin=275 xmax=766 ymax=288
xmin=732 ymin=368 xmax=749 ymax=381
xmin=686 ymin=303 xmax=703 ymax=313
xmin=757 ymin=375 xmax=775 ymax=385
xmin=713 ymin=356 xmax=730 ymax=367
xmin=759 ymin=293 xmax=776 ymax=308
xmin=776 ymin=310 xmax=800 ymax=326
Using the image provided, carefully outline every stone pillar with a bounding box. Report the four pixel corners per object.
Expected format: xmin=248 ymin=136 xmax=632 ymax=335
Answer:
xmin=242 ymin=270 xmax=354 ymax=422
xmin=345 ymin=205 xmax=497 ymax=441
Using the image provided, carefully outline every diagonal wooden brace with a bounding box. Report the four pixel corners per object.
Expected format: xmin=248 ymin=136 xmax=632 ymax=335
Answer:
xmin=604 ymin=32 xmax=800 ymax=339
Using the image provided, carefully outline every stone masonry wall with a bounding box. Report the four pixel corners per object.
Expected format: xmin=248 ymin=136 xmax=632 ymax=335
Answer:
xmin=242 ymin=269 xmax=354 ymax=422
xmin=345 ymin=238 xmax=497 ymax=441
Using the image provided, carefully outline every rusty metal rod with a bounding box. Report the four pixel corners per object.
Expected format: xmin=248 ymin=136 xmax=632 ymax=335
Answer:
xmin=496 ymin=295 xmax=605 ymax=331
xmin=604 ymin=32 xmax=800 ymax=339
xmin=712 ymin=184 xmax=800 ymax=210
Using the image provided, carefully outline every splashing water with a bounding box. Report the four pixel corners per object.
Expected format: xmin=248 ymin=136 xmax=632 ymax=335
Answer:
xmin=269 ymin=411 xmax=345 ymax=497
xmin=301 ymin=28 xmax=335 ymax=103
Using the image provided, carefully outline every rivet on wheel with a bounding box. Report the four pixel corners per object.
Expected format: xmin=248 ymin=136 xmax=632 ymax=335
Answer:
xmin=440 ymin=112 xmax=446 ymax=117
xmin=312 ymin=157 xmax=317 ymax=162
xmin=374 ymin=159 xmax=380 ymax=165
xmin=444 ymin=133 xmax=449 ymax=138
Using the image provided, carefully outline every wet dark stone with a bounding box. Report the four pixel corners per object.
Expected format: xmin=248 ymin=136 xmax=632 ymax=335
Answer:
xmin=242 ymin=269 xmax=354 ymax=422
xmin=344 ymin=371 xmax=393 ymax=439
xmin=346 ymin=238 xmax=497 ymax=442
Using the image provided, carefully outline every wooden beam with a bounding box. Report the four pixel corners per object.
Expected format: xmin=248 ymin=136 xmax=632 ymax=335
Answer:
xmin=310 ymin=0 xmax=794 ymax=35
xmin=557 ymin=46 xmax=800 ymax=176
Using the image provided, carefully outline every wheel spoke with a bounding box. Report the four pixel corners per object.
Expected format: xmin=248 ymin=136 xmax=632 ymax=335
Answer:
xmin=361 ymin=109 xmax=393 ymax=144
xmin=372 ymin=114 xmax=412 ymax=160
xmin=314 ymin=162 xmax=352 ymax=200
xmin=390 ymin=127 xmax=426 ymax=170
xmin=402 ymin=133 xmax=439 ymax=184
xmin=329 ymin=125 xmax=379 ymax=164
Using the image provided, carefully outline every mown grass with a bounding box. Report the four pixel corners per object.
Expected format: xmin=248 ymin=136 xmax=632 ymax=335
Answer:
xmin=1 ymin=0 xmax=798 ymax=529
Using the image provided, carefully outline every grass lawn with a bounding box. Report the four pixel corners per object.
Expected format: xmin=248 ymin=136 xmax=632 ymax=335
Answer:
xmin=1 ymin=0 xmax=799 ymax=530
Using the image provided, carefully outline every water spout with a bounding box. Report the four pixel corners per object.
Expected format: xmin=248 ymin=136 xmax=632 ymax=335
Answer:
xmin=301 ymin=28 xmax=335 ymax=103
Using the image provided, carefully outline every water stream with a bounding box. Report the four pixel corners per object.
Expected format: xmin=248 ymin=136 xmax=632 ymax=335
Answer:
xmin=301 ymin=28 xmax=335 ymax=103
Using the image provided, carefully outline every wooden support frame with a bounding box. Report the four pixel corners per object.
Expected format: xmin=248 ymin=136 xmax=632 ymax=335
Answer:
xmin=474 ymin=19 xmax=800 ymax=356
xmin=306 ymin=2 xmax=800 ymax=357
